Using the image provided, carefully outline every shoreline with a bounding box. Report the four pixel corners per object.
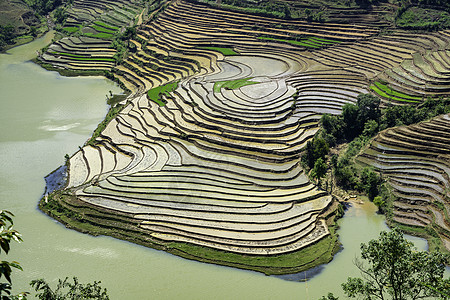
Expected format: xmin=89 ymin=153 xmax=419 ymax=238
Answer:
xmin=39 ymin=189 xmax=341 ymax=276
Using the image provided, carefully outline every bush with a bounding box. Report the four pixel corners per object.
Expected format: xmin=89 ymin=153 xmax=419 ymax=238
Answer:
xmin=303 ymin=137 xmax=329 ymax=169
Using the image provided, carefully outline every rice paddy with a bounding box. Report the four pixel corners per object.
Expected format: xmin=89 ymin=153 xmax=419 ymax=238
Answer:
xmin=38 ymin=0 xmax=450 ymax=273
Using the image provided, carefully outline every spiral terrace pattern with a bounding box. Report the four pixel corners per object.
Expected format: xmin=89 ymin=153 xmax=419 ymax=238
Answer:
xmin=67 ymin=53 xmax=334 ymax=255
xmin=43 ymin=0 xmax=450 ymax=270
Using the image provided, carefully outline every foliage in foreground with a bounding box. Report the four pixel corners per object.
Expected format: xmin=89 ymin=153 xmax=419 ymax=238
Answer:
xmin=31 ymin=277 xmax=109 ymax=300
xmin=321 ymin=228 xmax=450 ymax=299
xmin=1 ymin=210 xmax=109 ymax=299
xmin=0 ymin=210 xmax=24 ymax=299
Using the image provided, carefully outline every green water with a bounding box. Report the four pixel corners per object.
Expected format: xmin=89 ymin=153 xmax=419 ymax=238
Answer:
xmin=1 ymin=32 xmax=428 ymax=299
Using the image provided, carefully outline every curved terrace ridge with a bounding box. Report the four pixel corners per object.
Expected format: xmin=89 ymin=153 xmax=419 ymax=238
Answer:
xmin=39 ymin=0 xmax=450 ymax=274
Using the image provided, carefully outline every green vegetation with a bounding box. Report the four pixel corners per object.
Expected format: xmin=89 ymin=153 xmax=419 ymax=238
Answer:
xmin=309 ymin=37 xmax=342 ymax=44
xmin=203 ymin=0 xmax=287 ymax=19
xmin=321 ymin=94 xmax=381 ymax=143
xmin=396 ymin=6 xmax=450 ymax=30
xmin=303 ymin=136 xmax=329 ymax=170
xmin=33 ymin=59 xmax=110 ymax=77
xmin=53 ymin=7 xmax=66 ymax=24
xmin=380 ymin=97 xmax=450 ymax=128
xmin=24 ymin=0 xmax=63 ymax=16
xmin=93 ymin=21 xmax=119 ymax=31
xmin=0 ymin=210 xmax=24 ymax=299
xmin=110 ymin=26 xmax=137 ymax=64
xmin=147 ymin=81 xmax=179 ymax=106
xmin=83 ymin=32 xmax=115 ymax=40
xmin=167 ymin=228 xmax=339 ymax=275
xmin=0 ymin=25 xmax=15 ymax=51
xmin=49 ymin=51 xmax=115 ymax=62
xmin=311 ymin=157 xmax=328 ymax=182
xmin=370 ymin=81 xmax=421 ymax=103
xmin=0 ymin=210 xmax=109 ymax=299
xmin=201 ymin=0 xmax=334 ymax=20
xmin=321 ymin=95 xmax=450 ymax=146
xmin=90 ymin=25 xmax=117 ymax=34
xmin=303 ymin=94 xmax=449 ymax=204
xmin=31 ymin=277 xmax=109 ymax=300
xmin=213 ymin=78 xmax=258 ymax=93
xmin=322 ymin=228 xmax=450 ymax=299
xmin=62 ymin=26 xmax=80 ymax=33
xmin=198 ymin=47 xmax=238 ymax=56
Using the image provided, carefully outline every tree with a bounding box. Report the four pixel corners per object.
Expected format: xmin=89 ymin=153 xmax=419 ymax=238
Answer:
xmin=356 ymin=94 xmax=381 ymax=124
xmin=319 ymin=292 xmax=339 ymax=300
xmin=0 ymin=210 xmax=24 ymax=299
xmin=303 ymin=137 xmax=329 ymax=169
xmin=373 ymin=196 xmax=386 ymax=213
xmin=342 ymin=103 xmax=359 ymax=139
xmin=31 ymin=277 xmax=109 ymax=300
xmin=362 ymin=119 xmax=379 ymax=138
xmin=311 ymin=157 xmax=327 ymax=182
xmin=342 ymin=228 xmax=450 ymax=299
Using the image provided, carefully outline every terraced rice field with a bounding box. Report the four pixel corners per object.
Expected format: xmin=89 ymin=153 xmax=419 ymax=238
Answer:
xmin=42 ymin=0 xmax=450 ymax=272
xmin=357 ymin=114 xmax=450 ymax=249
xmin=37 ymin=0 xmax=148 ymax=76
xmin=65 ymin=0 xmax=144 ymax=29
xmin=60 ymin=53 xmax=337 ymax=271
xmin=42 ymin=36 xmax=116 ymax=71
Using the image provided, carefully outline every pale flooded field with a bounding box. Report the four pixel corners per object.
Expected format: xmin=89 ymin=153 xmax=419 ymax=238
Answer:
xmin=0 ymin=32 xmax=429 ymax=299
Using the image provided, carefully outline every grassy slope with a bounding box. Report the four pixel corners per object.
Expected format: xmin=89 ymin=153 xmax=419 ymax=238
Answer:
xmin=147 ymin=81 xmax=179 ymax=106
xmin=213 ymin=78 xmax=258 ymax=93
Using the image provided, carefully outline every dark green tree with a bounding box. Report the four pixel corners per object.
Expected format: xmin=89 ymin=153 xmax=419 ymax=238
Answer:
xmin=356 ymin=94 xmax=381 ymax=128
xmin=373 ymin=196 xmax=386 ymax=213
xmin=342 ymin=228 xmax=450 ymax=299
xmin=304 ymin=137 xmax=329 ymax=169
xmin=342 ymin=103 xmax=359 ymax=139
xmin=311 ymin=157 xmax=327 ymax=182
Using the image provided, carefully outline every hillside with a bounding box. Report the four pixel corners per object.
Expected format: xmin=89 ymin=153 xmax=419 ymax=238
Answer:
xmin=34 ymin=0 xmax=450 ymax=273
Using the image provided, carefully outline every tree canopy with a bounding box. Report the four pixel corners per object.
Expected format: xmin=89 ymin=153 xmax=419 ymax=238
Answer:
xmin=31 ymin=277 xmax=109 ymax=300
xmin=342 ymin=228 xmax=450 ymax=299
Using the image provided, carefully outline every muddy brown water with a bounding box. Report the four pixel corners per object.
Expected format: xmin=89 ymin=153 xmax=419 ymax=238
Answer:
xmin=0 ymin=32 xmax=429 ymax=299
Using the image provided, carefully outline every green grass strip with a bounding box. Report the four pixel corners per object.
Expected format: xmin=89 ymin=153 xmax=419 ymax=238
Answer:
xmin=199 ymin=47 xmax=238 ymax=56
xmin=62 ymin=26 xmax=80 ymax=33
xmin=309 ymin=37 xmax=341 ymax=44
xmin=49 ymin=51 xmax=115 ymax=62
xmin=83 ymin=32 xmax=114 ymax=39
xmin=213 ymin=78 xmax=258 ymax=93
xmin=370 ymin=85 xmax=420 ymax=103
xmin=90 ymin=25 xmax=117 ymax=34
xmin=147 ymin=81 xmax=179 ymax=107
xmin=373 ymin=82 xmax=422 ymax=100
xmin=93 ymin=21 xmax=119 ymax=31
xmin=16 ymin=35 xmax=33 ymax=39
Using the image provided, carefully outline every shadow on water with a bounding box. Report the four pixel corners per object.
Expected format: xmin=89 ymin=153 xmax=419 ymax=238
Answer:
xmin=274 ymin=265 xmax=326 ymax=282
